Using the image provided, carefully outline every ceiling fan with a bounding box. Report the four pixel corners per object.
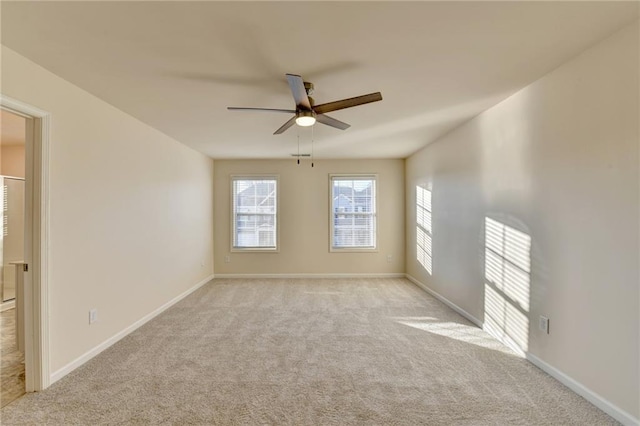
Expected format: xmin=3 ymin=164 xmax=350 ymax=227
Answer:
xmin=227 ymin=74 xmax=382 ymax=135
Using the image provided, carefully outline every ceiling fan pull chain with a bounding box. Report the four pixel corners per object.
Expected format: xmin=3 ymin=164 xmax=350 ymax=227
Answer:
xmin=297 ymin=127 xmax=300 ymax=165
xmin=311 ymin=125 xmax=314 ymax=168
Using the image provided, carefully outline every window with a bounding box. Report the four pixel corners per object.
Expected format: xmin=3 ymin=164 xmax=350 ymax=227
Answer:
xmin=232 ymin=176 xmax=278 ymax=251
xmin=330 ymin=175 xmax=377 ymax=250
xmin=416 ymin=185 xmax=432 ymax=274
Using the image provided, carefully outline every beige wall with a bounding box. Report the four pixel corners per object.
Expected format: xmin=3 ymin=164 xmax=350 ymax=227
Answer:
xmin=0 ymin=109 xmax=26 ymax=177
xmin=406 ymin=22 xmax=638 ymax=419
xmin=1 ymin=144 xmax=25 ymax=178
xmin=1 ymin=46 xmax=215 ymax=374
xmin=214 ymin=159 xmax=404 ymax=275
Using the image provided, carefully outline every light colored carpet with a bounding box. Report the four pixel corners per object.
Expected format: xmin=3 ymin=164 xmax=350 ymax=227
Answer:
xmin=0 ymin=278 xmax=617 ymax=425
xmin=1 ymin=308 xmax=26 ymax=408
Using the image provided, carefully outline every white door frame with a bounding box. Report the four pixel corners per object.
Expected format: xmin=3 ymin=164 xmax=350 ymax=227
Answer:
xmin=1 ymin=94 xmax=51 ymax=391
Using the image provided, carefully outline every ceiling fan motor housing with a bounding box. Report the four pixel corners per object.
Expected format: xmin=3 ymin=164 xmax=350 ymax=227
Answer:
xmin=304 ymin=81 xmax=314 ymax=96
xmin=300 ymin=98 xmax=315 ymax=111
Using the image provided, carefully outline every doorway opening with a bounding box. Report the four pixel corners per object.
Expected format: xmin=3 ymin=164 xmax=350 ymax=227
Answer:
xmin=0 ymin=109 xmax=27 ymax=407
xmin=0 ymin=95 xmax=51 ymax=401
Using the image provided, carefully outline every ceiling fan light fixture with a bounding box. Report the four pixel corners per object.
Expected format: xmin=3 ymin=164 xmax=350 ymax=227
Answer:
xmin=295 ymin=111 xmax=316 ymax=127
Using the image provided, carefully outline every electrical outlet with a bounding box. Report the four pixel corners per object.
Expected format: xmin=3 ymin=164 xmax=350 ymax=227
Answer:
xmin=225 ymin=255 xmax=231 ymax=263
xmin=539 ymin=316 xmax=549 ymax=334
xmin=386 ymin=254 xmax=393 ymax=263
xmin=89 ymin=309 xmax=98 ymax=325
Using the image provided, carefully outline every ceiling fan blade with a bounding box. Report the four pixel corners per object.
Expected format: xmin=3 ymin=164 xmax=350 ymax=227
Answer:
xmin=228 ymin=107 xmax=296 ymax=113
xmin=286 ymin=74 xmax=311 ymax=110
xmin=313 ymin=92 xmax=382 ymax=115
xmin=274 ymin=116 xmax=297 ymax=135
xmin=316 ymin=114 xmax=350 ymax=131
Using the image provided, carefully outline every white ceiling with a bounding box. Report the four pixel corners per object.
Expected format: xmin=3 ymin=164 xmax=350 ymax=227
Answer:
xmin=1 ymin=2 xmax=637 ymax=159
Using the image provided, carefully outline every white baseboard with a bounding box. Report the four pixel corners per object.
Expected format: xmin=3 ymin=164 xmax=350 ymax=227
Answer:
xmin=405 ymin=274 xmax=482 ymax=327
xmin=526 ymin=353 xmax=639 ymax=426
xmin=214 ymin=273 xmax=406 ymax=279
xmin=404 ymin=275 xmax=638 ymax=425
xmin=0 ymin=299 xmax=16 ymax=312
xmin=50 ymin=274 xmax=214 ymax=384
xmin=483 ymin=321 xmax=526 ymax=358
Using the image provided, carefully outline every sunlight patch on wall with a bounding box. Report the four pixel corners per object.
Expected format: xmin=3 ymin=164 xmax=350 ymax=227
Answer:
xmin=416 ymin=185 xmax=432 ymax=274
xmin=483 ymin=217 xmax=531 ymax=355
xmin=484 ymin=285 xmax=529 ymax=354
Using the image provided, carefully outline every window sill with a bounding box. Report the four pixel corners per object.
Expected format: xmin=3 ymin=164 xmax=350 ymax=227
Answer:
xmin=231 ymin=247 xmax=279 ymax=253
xmin=330 ymin=247 xmax=378 ymax=253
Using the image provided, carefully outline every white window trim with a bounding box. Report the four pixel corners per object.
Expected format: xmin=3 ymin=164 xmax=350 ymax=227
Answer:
xmin=230 ymin=174 xmax=280 ymax=253
xmin=329 ymin=173 xmax=378 ymax=253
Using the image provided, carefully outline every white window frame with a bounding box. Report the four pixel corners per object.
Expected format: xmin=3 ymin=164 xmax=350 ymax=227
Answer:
xmin=329 ymin=174 xmax=378 ymax=252
xmin=230 ymin=175 xmax=279 ymax=252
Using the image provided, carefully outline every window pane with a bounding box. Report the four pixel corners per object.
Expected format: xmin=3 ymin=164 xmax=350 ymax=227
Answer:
xmin=331 ymin=177 xmax=376 ymax=249
xmin=233 ymin=178 xmax=277 ymax=249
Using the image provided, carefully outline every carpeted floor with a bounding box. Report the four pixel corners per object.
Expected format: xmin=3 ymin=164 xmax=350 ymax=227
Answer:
xmin=0 ymin=278 xmax=617 ymax=425
xmin=1 ymin=308 xmax=26 ymax=408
